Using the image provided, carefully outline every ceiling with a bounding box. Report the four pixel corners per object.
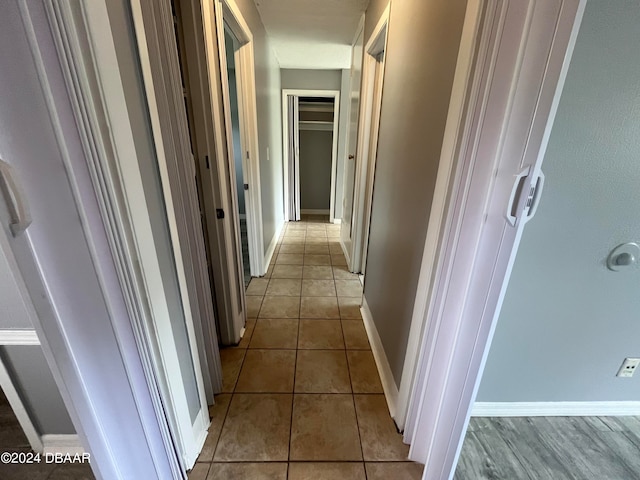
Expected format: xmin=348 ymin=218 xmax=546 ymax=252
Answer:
xmin=254 ymin=0 xmax=369 ymax=69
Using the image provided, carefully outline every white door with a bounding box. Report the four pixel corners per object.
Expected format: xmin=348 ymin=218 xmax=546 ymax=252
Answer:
xmin=215 ymin=18 xmax=248 ymax=345
xmin=341 ymin=24 xmax=365 ymax=268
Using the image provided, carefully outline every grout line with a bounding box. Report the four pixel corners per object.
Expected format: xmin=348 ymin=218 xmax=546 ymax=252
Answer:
xmin=208 ymin=393 xmax=232 ymax=464
xmin=288 ymin=289 xmax=302 ymax=465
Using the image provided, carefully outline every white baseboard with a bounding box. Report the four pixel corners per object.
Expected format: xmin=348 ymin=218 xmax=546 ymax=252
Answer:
xmin=264 ymin=221 xmax=285 ymax=274
xmin=332 ymin=218 xmax=341 ymax=225
xmin=300 ymin=209 xmax=329 ymax=215
xmin=361 ymin=296 xmax=399 ymax=420
xmin=41 ymin=434 xmax=85 ymax=455
xmin=472 ymin=401 xmax=640 ymax=417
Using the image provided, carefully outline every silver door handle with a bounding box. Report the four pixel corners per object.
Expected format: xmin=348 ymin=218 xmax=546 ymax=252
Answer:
xmin=0 ymin=158 xmax=32 ymax=236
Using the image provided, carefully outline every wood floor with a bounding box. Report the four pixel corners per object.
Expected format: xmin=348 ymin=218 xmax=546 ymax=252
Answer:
xmin=455 ymin=416 xmax=640 ymax=480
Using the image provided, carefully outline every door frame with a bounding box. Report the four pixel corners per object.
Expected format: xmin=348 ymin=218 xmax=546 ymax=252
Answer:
xmin=216 ymin=0 xmax=265 ymax=277
xmin=181 ymin=0 xmax=249 ymax=346
xmin=348 ymin=4 xmax=389 ymax=274
xmin=282 ymin=89 xmax=341 ymax=222
xmin=395 ymin=1 xmax=586 ymax=479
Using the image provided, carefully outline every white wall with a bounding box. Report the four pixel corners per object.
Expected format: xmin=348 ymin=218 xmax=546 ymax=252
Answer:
xmin=478 ymin=0 xmax=640 ymax=403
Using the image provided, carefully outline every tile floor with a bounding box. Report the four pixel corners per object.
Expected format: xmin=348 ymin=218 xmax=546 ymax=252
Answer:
xmin=191 ymin=216 xmax=424 ymax=479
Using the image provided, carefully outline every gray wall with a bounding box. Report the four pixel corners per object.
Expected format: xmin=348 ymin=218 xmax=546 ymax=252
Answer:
xmin=281 ymin=69 xmax=342 ymax=90
xmin=363 ymin=0 xmax=468 ymax=386
xmin=299 ymin=130 xmax=333 ymax=210
xmin=1 ymin=346 xmax=74 ymax=434
xmin=478 ymin=1 xmax=640 ymax=403
xmin=235 ymin=0 xmax=284 ymax=251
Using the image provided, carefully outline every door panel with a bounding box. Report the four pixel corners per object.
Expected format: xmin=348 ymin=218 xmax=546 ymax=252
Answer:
xmin=341 ymin=25 xmax=365 ymax=265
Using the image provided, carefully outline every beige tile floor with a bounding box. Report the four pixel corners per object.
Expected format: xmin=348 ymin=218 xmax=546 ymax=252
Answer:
xmin=190 ymin=216 xmax=424 ymax=479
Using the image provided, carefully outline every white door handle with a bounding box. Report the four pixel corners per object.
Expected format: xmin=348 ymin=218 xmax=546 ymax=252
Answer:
xmin=0 ymin=159 xmax=32 ymax=236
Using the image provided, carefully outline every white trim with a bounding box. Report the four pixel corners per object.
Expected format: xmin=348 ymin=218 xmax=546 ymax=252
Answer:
xmin=219 ymin=0 xmax=265 ymax=278
xmin=201 ymin=0 xmax=247 ymax=345
xmin=0 ymin=330 xmax=40 ymax=345
xmin=0 ymin=354 xmax=43 ymax=453
xmin=41 ymin=435 xmax=85 ymax=455
xmin=333 ymin=219 xmax=342 ymax=225
xmin=472 ymin=402 xmax=640 ymax=417
xmin=350 ymin=3 xmax=389 ymax=274
xmin=398 ymin=0 xmax=483 ymax=434
xmin=300 ymin=209 xmax=330 ymax=215
xmin=361 ymin=297 xmax=399 ymax=419
xmin=282 ymin=89 xmax=340 ymax=223
xmin=264 ymin=221 xmax=285 ymax=273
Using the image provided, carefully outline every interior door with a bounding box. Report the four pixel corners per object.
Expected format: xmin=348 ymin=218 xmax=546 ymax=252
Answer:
xmin=340 ymin=24 xmax=365 ymax=267
xmin=216 ymin=15 xmax=248 ymax=344
xmin=179 ymin=0 xmax=247 ymax=346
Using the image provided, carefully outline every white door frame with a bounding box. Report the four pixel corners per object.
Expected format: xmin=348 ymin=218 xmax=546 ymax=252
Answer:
xmin=349 ymin=4 xmax=389 ymax=274
xmin=282 ymin=89 xmax=341 ymax=222
xmin=195 ymin=0 xmax=249 ymax=346
xmin=395 ymin=1 xmax=586 ymax=479
xmin=216 ymin=0 xmax=265 ymax=277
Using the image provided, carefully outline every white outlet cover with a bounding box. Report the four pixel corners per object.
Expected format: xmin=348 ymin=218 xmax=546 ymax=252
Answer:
xmin=617 ymin=358 xmax=640 ymax=378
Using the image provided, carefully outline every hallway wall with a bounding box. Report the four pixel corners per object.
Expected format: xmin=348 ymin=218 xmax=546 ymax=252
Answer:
xmin=299 ymin=129 xmax=333 ymax=211
xmin=363 ymin=0 xmax=468 ymax=386
xmin=235 ymin=0 xmax=284 ymax=254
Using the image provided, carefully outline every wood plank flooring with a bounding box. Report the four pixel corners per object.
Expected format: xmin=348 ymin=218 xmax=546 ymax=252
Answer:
xmin=455 ymin=416 xmax=640 ymax=480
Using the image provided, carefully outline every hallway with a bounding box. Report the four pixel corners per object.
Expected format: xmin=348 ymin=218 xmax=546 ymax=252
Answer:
xmin=189 ymin=217 xmax=424 ymax=479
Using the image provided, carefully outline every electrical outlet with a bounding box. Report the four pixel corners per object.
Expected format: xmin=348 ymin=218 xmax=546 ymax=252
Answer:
xmin=616 ymin=358 xmax=640 ymax=378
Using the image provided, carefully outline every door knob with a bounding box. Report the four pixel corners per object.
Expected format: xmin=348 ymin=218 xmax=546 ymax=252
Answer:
xmin=607 ymin=243 xmax=640 ymax=271
xmin=348 ymin=154 xmax=355 ymax=159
